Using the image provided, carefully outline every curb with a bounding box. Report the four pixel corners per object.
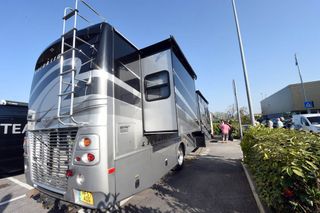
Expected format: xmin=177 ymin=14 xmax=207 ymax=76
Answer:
xmin=241 ymin=162 xmax=266 ymax=213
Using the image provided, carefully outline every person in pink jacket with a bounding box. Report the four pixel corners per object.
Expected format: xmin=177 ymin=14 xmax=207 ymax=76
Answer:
xmin=220 ymin=121 xmax=231 ymax=142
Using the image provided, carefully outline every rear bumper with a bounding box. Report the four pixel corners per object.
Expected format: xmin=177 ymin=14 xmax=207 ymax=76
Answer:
xmin=25 ymin=157 xmax=115 ymax=210
xmin=32 ymin=182 xmax=114 ymax=210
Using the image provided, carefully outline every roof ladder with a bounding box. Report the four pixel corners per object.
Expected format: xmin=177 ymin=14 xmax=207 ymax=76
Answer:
xmin=57 ymin=0 xmax=105 ymax=126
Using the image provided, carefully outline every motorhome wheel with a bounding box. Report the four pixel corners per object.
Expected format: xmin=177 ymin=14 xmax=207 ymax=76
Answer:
xmin=173 ymin=145 xmax=184 ymax=171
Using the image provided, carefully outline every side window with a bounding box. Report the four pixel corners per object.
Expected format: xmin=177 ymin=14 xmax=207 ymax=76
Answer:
xmin=304 ymin=118 xmax=310 ymax=126
xmin=145 ymin=71 xmax=170 ymax=101
xmin=301 ymin=118 xmax=309 ymax=126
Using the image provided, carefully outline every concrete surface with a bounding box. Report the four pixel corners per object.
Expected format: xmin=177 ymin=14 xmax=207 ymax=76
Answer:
xmin=0 ymin=172 xmax=47 ymax=213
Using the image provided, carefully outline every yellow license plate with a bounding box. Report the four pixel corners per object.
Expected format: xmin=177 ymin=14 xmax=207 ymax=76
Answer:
xmin=80 ymin=191 xmax=94 ymax=205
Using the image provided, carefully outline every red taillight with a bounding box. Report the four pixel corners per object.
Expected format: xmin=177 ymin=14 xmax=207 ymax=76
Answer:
xmin=75 ymin=156 xmax=81 ymax=162
xmin=108 ymin=167 xmax=116 ymax=174
xmin=66 ymin=169 xmax=73 ymax=177
xmin=87 ymin=153 xmax=95 ymax=162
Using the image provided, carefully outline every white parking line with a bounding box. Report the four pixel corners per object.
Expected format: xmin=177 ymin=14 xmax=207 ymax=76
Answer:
xmin=6 ymin=177 xmax=34 ymax=190
xmin=200 ymin=149 xmax=210 ymax=156
xmin=120 ymin=196 xmax=133 ymax=206
xmin=0 ymin=194 xmax=26 ymax=206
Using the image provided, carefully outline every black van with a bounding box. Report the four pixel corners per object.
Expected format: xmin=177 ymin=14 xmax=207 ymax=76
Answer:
xmin=0 ymin=100 xmax=28 ymax=174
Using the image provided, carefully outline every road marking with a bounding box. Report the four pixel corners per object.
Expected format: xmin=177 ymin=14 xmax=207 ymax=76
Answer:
xmin=120 ymin=196 xmax=133 ymax=206
xmin=0 ymin=194 xmax=26 ymax=206
xmin=200 ymin=148 xmax=210 ymax=156
xmin=6 ymin=177 xmax=34 ymax=190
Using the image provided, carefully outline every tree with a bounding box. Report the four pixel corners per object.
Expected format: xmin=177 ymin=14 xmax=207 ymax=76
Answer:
xmin=240 ymin=106 xmax=248 ymax=116
xmin=213 ymin=112 xmax=228 ymax=121
xmin=226 ymin=104 xmax=236 ymax=119
xmin=239 ymin=106 xmax=250 ymax=124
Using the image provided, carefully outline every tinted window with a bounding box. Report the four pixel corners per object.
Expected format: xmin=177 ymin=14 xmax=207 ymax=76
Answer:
xmin=301 ymin=117 xmax=309 ymax=126
xmin=172 ymin=53 xmax=198 ymax=117
xmin=114 ymin=32 xmax=137 ymax=60
xmin=35 ymin=32 xmax=100 ymax=71
xmin=307 ymin=116 xmax=320 ymax=125
xmin=145 ymin=71 xmax=170 ymax=101
xmin=31 ymin=30 xmax=101 ymax=102
xmin=114 ymin=32 xmax=141 ymax=106
xmin=198 ymin=96 xmax=211 ymax=128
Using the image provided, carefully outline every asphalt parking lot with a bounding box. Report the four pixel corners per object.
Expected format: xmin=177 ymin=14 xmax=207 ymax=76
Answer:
xmin=0 ymin=172 xmax=47 ymax=213
xmin=122 ymin=141 xmax=259 ymax=213
xmin=0 ymin=141 xmax=258 ymax=213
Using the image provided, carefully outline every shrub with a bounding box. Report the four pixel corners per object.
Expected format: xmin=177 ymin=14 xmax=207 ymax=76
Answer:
xmin=212 ymin=123 xmax=221 ymax=135
xmin=241 ymin=127 xmax=320 ymax=212
xmin=229 ymin=120 xmax=241 ymax=139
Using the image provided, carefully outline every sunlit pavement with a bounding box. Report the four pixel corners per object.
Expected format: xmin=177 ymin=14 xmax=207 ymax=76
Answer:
xmin=0 ymin=172 xmax=47 ymax=213
xmin=122 ymin=140 xmax=259 ymax=213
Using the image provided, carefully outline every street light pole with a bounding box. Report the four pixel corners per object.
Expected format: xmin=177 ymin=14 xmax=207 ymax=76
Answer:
xmin=294 ymin=54 xmax=310 ymax=113
xmin=233 ymin=80 xmax=243 ymax=139
xmin=231 ymin=0 xmax=255 ymax=126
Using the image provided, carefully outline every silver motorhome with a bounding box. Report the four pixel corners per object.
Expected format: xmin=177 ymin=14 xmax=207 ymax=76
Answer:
xmin=25 ymin=2 xmax=210 ymax=211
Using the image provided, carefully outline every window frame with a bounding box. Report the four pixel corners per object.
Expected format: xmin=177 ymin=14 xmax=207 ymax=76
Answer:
xmin=144 ymin=70 xmax=171 ymax=102
xmin=301 ymin=117 xmax=310 ymax=126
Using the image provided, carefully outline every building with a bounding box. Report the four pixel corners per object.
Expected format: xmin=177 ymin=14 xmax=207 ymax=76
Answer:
xmin=261 ymin=80 xmax=320 ymax=118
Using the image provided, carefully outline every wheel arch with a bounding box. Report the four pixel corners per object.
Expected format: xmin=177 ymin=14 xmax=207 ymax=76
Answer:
xmin=179 ymin=141 xmax=186 ymax=156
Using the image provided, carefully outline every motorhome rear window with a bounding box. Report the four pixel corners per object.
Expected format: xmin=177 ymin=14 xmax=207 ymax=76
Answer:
xmin=35 ymin=32 xmax=100 ymax=71
xmin=145 ymin=71 xmax=170 ymax=101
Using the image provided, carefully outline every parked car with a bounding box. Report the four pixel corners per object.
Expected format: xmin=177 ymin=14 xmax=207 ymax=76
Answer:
xmin=292 ymin=114 xmax=320 ymax=133
xmin=0 ymin=100 xmax=28 ymax=174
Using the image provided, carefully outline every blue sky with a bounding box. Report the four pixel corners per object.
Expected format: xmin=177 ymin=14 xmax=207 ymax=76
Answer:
xmin=1 ymin=0 xmax=320 ymax=113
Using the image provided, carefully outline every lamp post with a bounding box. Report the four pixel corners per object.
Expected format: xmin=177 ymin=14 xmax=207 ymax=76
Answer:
xmin=294 ymin=54 xmax=310 ymax=113
xmin=233 ymin=80 xmax=243 ymax=139
xmin=231 ymin=0 xmax=255 ymax=126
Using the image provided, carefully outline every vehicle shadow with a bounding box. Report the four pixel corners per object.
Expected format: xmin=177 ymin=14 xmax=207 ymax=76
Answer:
xmin=0 ymin=193 xmax=13 ymax=212
xmin=122 ymin=155 xmax=258 ymax=213
xmin=29 ymin=193 xmax=69 ymax=213
xmin=122 ymin=204 xmax=170 ymax=213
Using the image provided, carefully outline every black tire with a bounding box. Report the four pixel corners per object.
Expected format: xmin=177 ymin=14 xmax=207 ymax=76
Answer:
xmin=173 ymin=145 xmax=184 ymax=171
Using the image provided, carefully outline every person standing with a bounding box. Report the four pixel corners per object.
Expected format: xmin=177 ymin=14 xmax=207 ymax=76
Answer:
xmin=276 ymin=118 xmax=284 ymax=128
xmin=267 ymin=119 xmax=273 ymax=129
xmin=227 ymin=120 xmax=233 ymax=141
xmin=220 ymin=121 xmax=231 ymax=142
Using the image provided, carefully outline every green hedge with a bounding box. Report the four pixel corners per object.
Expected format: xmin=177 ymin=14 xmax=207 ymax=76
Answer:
xmin=241 ymin=127 xmax=320 ymax=212
xmin=212 ymin=123 xmax=221 ymax=135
